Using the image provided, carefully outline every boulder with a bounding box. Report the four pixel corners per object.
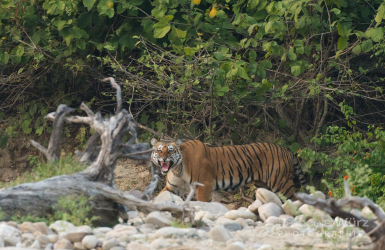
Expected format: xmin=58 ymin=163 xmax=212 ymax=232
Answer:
xmin=224 ymin=210 xmax=258 ymax=221
xmin=258 ymin=203 xmax=284 ymax=221
xmin=208 ymin=225 xmax=233 ymax=242
xmin=248 ymin=200 xmax=262 ymax=214
xmin=256 ymin=188 xmax=282 ymax=207
xmin=153 ymin=191 xmax=183 ymax=203
xmin=145 ymin=212 xmax=171 ymax=228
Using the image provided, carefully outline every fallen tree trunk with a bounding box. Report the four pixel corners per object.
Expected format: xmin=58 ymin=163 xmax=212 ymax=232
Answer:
xmin=295 ymin=180 xmax=385 ymax=250
xmin=0 ymin=77 xmax=192 ymax=226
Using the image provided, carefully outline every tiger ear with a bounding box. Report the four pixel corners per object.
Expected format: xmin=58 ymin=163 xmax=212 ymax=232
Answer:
xmin=151 ymin=138 xmax=158 ymax=147
xmin=176 ymin=139 xmax=182 ymax=148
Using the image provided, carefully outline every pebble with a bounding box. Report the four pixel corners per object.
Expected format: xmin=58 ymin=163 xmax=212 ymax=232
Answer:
xmin=145 ymin=212 xmax=171 ymax=228
xmin=49 ymin=221 xmax=77 ymax=234
xmin=102 ymin=238 xmax=119 ymax=250
xmin=224 ymin=210 xmax=258 ymax=221
xmin=216 ymin=217 xmax=242 ymax=231
xmin=36 ymin=235 xmax=50 ymax=245
xmin=153 ymin=227 xmax=186 ymax=238
xmin=53 ymin=238 xmax=73 ymax=250
xmin=126 ymin=242 xmax=155 ymax=250
xmin=258 ymin=203 xmax=284 ymax=221
xmin=150 ymin=238 xmax=172 ymax=249
xmin=256 ymin=188 xmax=282 ymax=207
xmin=225 ymin=241 xmax=246 ymax=250
xmin=64 ymin=232 xmax=90 ymax=243
xmin=194 ymin=211 xmax=216 ymax=221
xmin=208 ymin=225 xmax=233 ymax=242
xmin=282 ymin=200 xmax=299 ymax=216
xmin=31 ymin=240 xmax=41 ymax=249
xmin=82 ymin=235 xmax=98 ymax=249
xmin=4 ymin=236 xmax=21 ymax=246
xmin=74 ymin=242 xmax=86 ymax=250
xmin=153 ymin=191 xmax=184 ymax=203
xmin=247 ymin=200 xmax=262 ymax=214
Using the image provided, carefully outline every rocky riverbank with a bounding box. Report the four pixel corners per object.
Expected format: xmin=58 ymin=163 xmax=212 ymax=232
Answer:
xmin=0 ymin=189 xmax=374 ymax=250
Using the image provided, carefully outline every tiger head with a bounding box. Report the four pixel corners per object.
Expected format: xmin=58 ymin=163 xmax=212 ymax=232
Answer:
xmin=150 ymin=138 xmax=183 ymax=175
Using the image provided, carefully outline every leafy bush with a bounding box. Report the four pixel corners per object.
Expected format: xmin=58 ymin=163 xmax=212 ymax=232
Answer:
xmin=300 ymin=124 xmax=385 ymax=207
xmin=50 ymin=195 xmax=99 ymax=226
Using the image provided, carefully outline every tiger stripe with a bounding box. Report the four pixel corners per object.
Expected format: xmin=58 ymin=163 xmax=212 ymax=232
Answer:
xmin=152 ymin=139 xmax=307 ymax=202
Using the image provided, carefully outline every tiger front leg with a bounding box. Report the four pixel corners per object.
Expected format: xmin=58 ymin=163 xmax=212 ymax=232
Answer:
xmin=196 ymin=182 xmax=214 ymax=202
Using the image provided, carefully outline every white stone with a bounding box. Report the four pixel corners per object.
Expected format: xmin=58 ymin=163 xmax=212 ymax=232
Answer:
xmin=53 ymin=238 xmax=73 ymax=250
xmin=208 ymin=225 xmax=233 ymax=242
xmin=82 ymin=235 xmax=98 ymax=249
xmin=265 ymin=216 xmax=281 ymax=225
xmin=235 ymin=218 xmax=247 ymax=228
xmin=258 ymin=203 xmax=284 ymax=222
xmin=282 ymin=200 xmax=299 ymax=216
xmin=298 ymin=204 xmax=333 ymax=223
xmin=153 ymin=191 xmax=183 ymax=203
xmin=224 ymin=210 xmax=257 ymax=221
xmin=361 ymin=206 xmax=376 ymax=219
xmin=194 ymin=211 xmax=216 ymax=221
xmin=256 ymin=188 xmax=282 ymax=207
xmin=93 ymin=227 xmax=113 ymax=235
xmin=102 ymin=238 xmax=119 ymax=250
xmin=150 ymin=238 xmax=172 ymax=249
xmin=145 ymin=212 xmax=172 ymax=228
xmin=77 ymin=226 xmax=92 ymax=233
xmin=4 ymin=236 xmax=21 ymax=246
xmin=216 ymin=217 xmax=242 ymax=231
xmin=258 ymin=244 xmax=273 ymax=250
xmin=49 ymin=221 xmax=77 ymax=234
xmin=153 ymin=227 xmax=186 ymax=238
xmin=248 ymin=200 xmax=262 ymax=214
xmin=126 ymin=242 xmax=155 ymax=250
xmin=189 ymin=201 xmax=229 ymax=215
xmin=30 ymin=240 xmax=41 ymax=249
xmin=225 ymin=241 xmax=246 ymax=250
xmin=36 ymin=234 xmax=50 ymax=245
xmin=0 ymin=223 xmax=20 ymax=237
xmin=312 ymin=191 xmax=326 ymax=200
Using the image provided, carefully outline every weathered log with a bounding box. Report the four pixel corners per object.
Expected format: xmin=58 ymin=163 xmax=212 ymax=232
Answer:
xmin=0 ymin=77 xmax=192 ymax=225
xmin=295 ymin=180 xmax=385 ymax=250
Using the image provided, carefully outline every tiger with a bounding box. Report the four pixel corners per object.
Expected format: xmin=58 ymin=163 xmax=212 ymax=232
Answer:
xmin=150 ymin=138 xmax=307 ymax=202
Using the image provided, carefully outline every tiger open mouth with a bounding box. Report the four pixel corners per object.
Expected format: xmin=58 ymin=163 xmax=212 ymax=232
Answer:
xmin=159 ymin=160 xmax=174 ymax=174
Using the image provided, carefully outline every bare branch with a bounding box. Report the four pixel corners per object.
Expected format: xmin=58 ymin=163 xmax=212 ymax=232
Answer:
xmin=185 ymin=182 xmax=204 ymax=204
xmin=102 ymin=77 xmax=122 ymax=114
xmin=80 ymin=102 xmax=95 ymax=117
xmin=141 ymin=164 xmax=160 ymax=201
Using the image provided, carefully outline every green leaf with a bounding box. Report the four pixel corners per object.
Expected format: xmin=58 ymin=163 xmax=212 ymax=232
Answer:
xmin=70 ymin=27 xmax=83 ymax=39
xmin=375 ymin=4 xmax=385 ymax=23
xmin=83 ymin=0 xmax=97 ymax=11
xmin=0 ymin=134 xmax=8 ymax=149
xmin=31 ymin=32 xmax=40 ymax=45
xmin=153 ymin=25 xmax=171 ymax=38
xmin=310 ymin=4 xmax=322 ymax=12
xmin=365 ymin=28 xmax=384 ymax=42
xmin=287 ymin=52 xmax=296 ymax=61
xmin=289 ymin=142 xmax=301 ymax=153
xmin=237 ymin=67 xmax=250 ymax=80
xmin=0 ymin=52 xmax=9 ymax=64
xmin=22 ymin=119 xmax=32 ymax=134
xmin=248 ymin=0 xmax=259 ymax=9
xmin=214 ymin=52 xmax=225 ymax=60
xmin=173 ymin=27 xmax=186 ymax=38
xmin=249 ymin=50 xmax=257 ymax=62
xmin=337 ymin=36 xmax=348 ymax=50
xmin=53 ymin=19 xmax=67 ymax=30
xmin=352 ymin=45 xmax=361 ymax=55
xmin=15 ymin=46 xmax=24 ymax=56
xmin=337 ymin=22 xmax=350 ymax=37
xmin=35 ymin=126 xmax=44 ymax=136
xmin=278 ymin=119 xmax=287 ymax=128
xmin=76 ymin=39 xmax=86 ymax=50
xmin=29 ymin=103 xmax=37 ymax=116
xmin=361 ymin=39 xmax=373 ymax=53
xmin=291 ymin=65 xmax=301 ymax=76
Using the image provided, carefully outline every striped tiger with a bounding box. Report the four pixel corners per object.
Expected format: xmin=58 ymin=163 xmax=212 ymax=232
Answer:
xmin=150 ymin=139 xmax=307 ymax=202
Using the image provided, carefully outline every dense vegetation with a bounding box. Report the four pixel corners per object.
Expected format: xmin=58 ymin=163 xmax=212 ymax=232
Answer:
xmin=1 ymin=0 xmax=385 ymax=203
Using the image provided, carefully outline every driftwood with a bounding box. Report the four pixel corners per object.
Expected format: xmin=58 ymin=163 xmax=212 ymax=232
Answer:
xmin=0 ymin=77 xmax=193 ymax=226
xmin=295 ymin=180 xmax=385 ymax=250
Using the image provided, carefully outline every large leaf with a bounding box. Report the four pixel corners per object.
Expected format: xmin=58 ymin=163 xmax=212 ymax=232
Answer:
xmin=375 ymin=4 xmax=385 ymax=23
xmin=83 ymin=0 xmax=97 ymax=11
xmin=0 ymin=52 xmax=9 ymax=64
xmin=153 ymin=24 xmax=171 ymax=38
xmin=352 ymin=45 xmax=361 ymax=55
xmin=337 ymin=36 xmax=348 ymax=50
xmin=361 ymin=39 xmax=373 ymax=53
xmin=366 ymin=28 xmax=384 ymax=42
xmin=291 ymin=65 xmax=301 ymax=76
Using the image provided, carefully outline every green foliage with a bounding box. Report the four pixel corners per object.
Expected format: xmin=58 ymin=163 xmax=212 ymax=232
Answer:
xmin=50 ymin=195 xmax=99 ymax=226
xmin=299 ymin=124 xmax=385 ymax=207
xmin=9 ymin=195 xmax=98 ymax=226
xmin=0 ymin=154 xmax=87 ymax=189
